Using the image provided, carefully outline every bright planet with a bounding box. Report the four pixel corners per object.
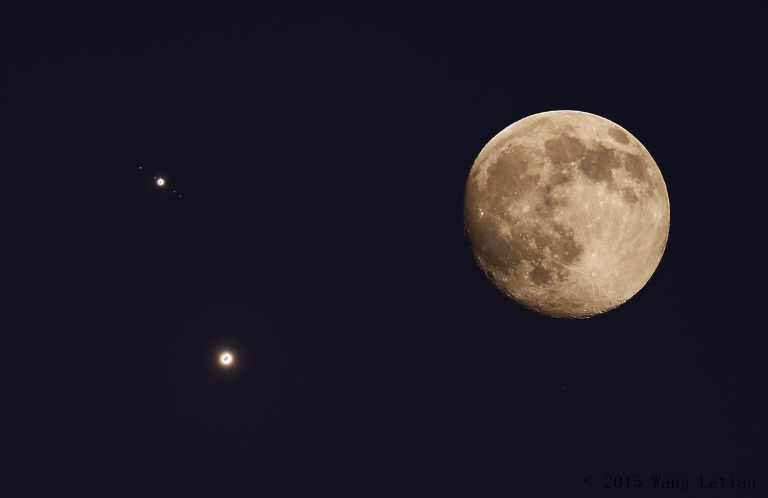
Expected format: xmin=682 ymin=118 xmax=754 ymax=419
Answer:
xmin=157 ymin=178 xmax=165 ymax=186
xmin=464 ymin=110 xmax=670 ymax=318
xmin=220 ymin=353 xmax=233 ymax=366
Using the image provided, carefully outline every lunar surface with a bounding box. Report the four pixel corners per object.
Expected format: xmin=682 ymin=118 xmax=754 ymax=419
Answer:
xmin=464 ymin=111 xmax=669 ymax=318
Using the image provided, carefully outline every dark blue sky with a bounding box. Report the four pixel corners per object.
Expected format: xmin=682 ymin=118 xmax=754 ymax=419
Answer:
xmin=2 ymin=3 xmax=765 ymax=495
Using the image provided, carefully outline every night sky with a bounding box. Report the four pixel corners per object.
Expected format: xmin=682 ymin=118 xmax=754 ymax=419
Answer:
xmin=3 ymin=4 xmax=766 ymax=496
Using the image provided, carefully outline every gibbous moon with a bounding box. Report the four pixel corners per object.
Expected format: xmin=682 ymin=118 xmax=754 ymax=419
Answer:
xmin=220 ymin=352 xmax=233 ymax=366
xmin=464 ymin=111 xmax=670 ymax=318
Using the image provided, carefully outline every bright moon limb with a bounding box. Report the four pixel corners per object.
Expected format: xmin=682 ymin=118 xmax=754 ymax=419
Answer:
xmin=157 ymin=178 xmax=165 ymax=186
xmin=219 ymin=352 xmax=233 ymax=366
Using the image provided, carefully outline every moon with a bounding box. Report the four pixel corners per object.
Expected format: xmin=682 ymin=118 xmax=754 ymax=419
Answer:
xmin=464 ymin=110 xmax=670 ymax=318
